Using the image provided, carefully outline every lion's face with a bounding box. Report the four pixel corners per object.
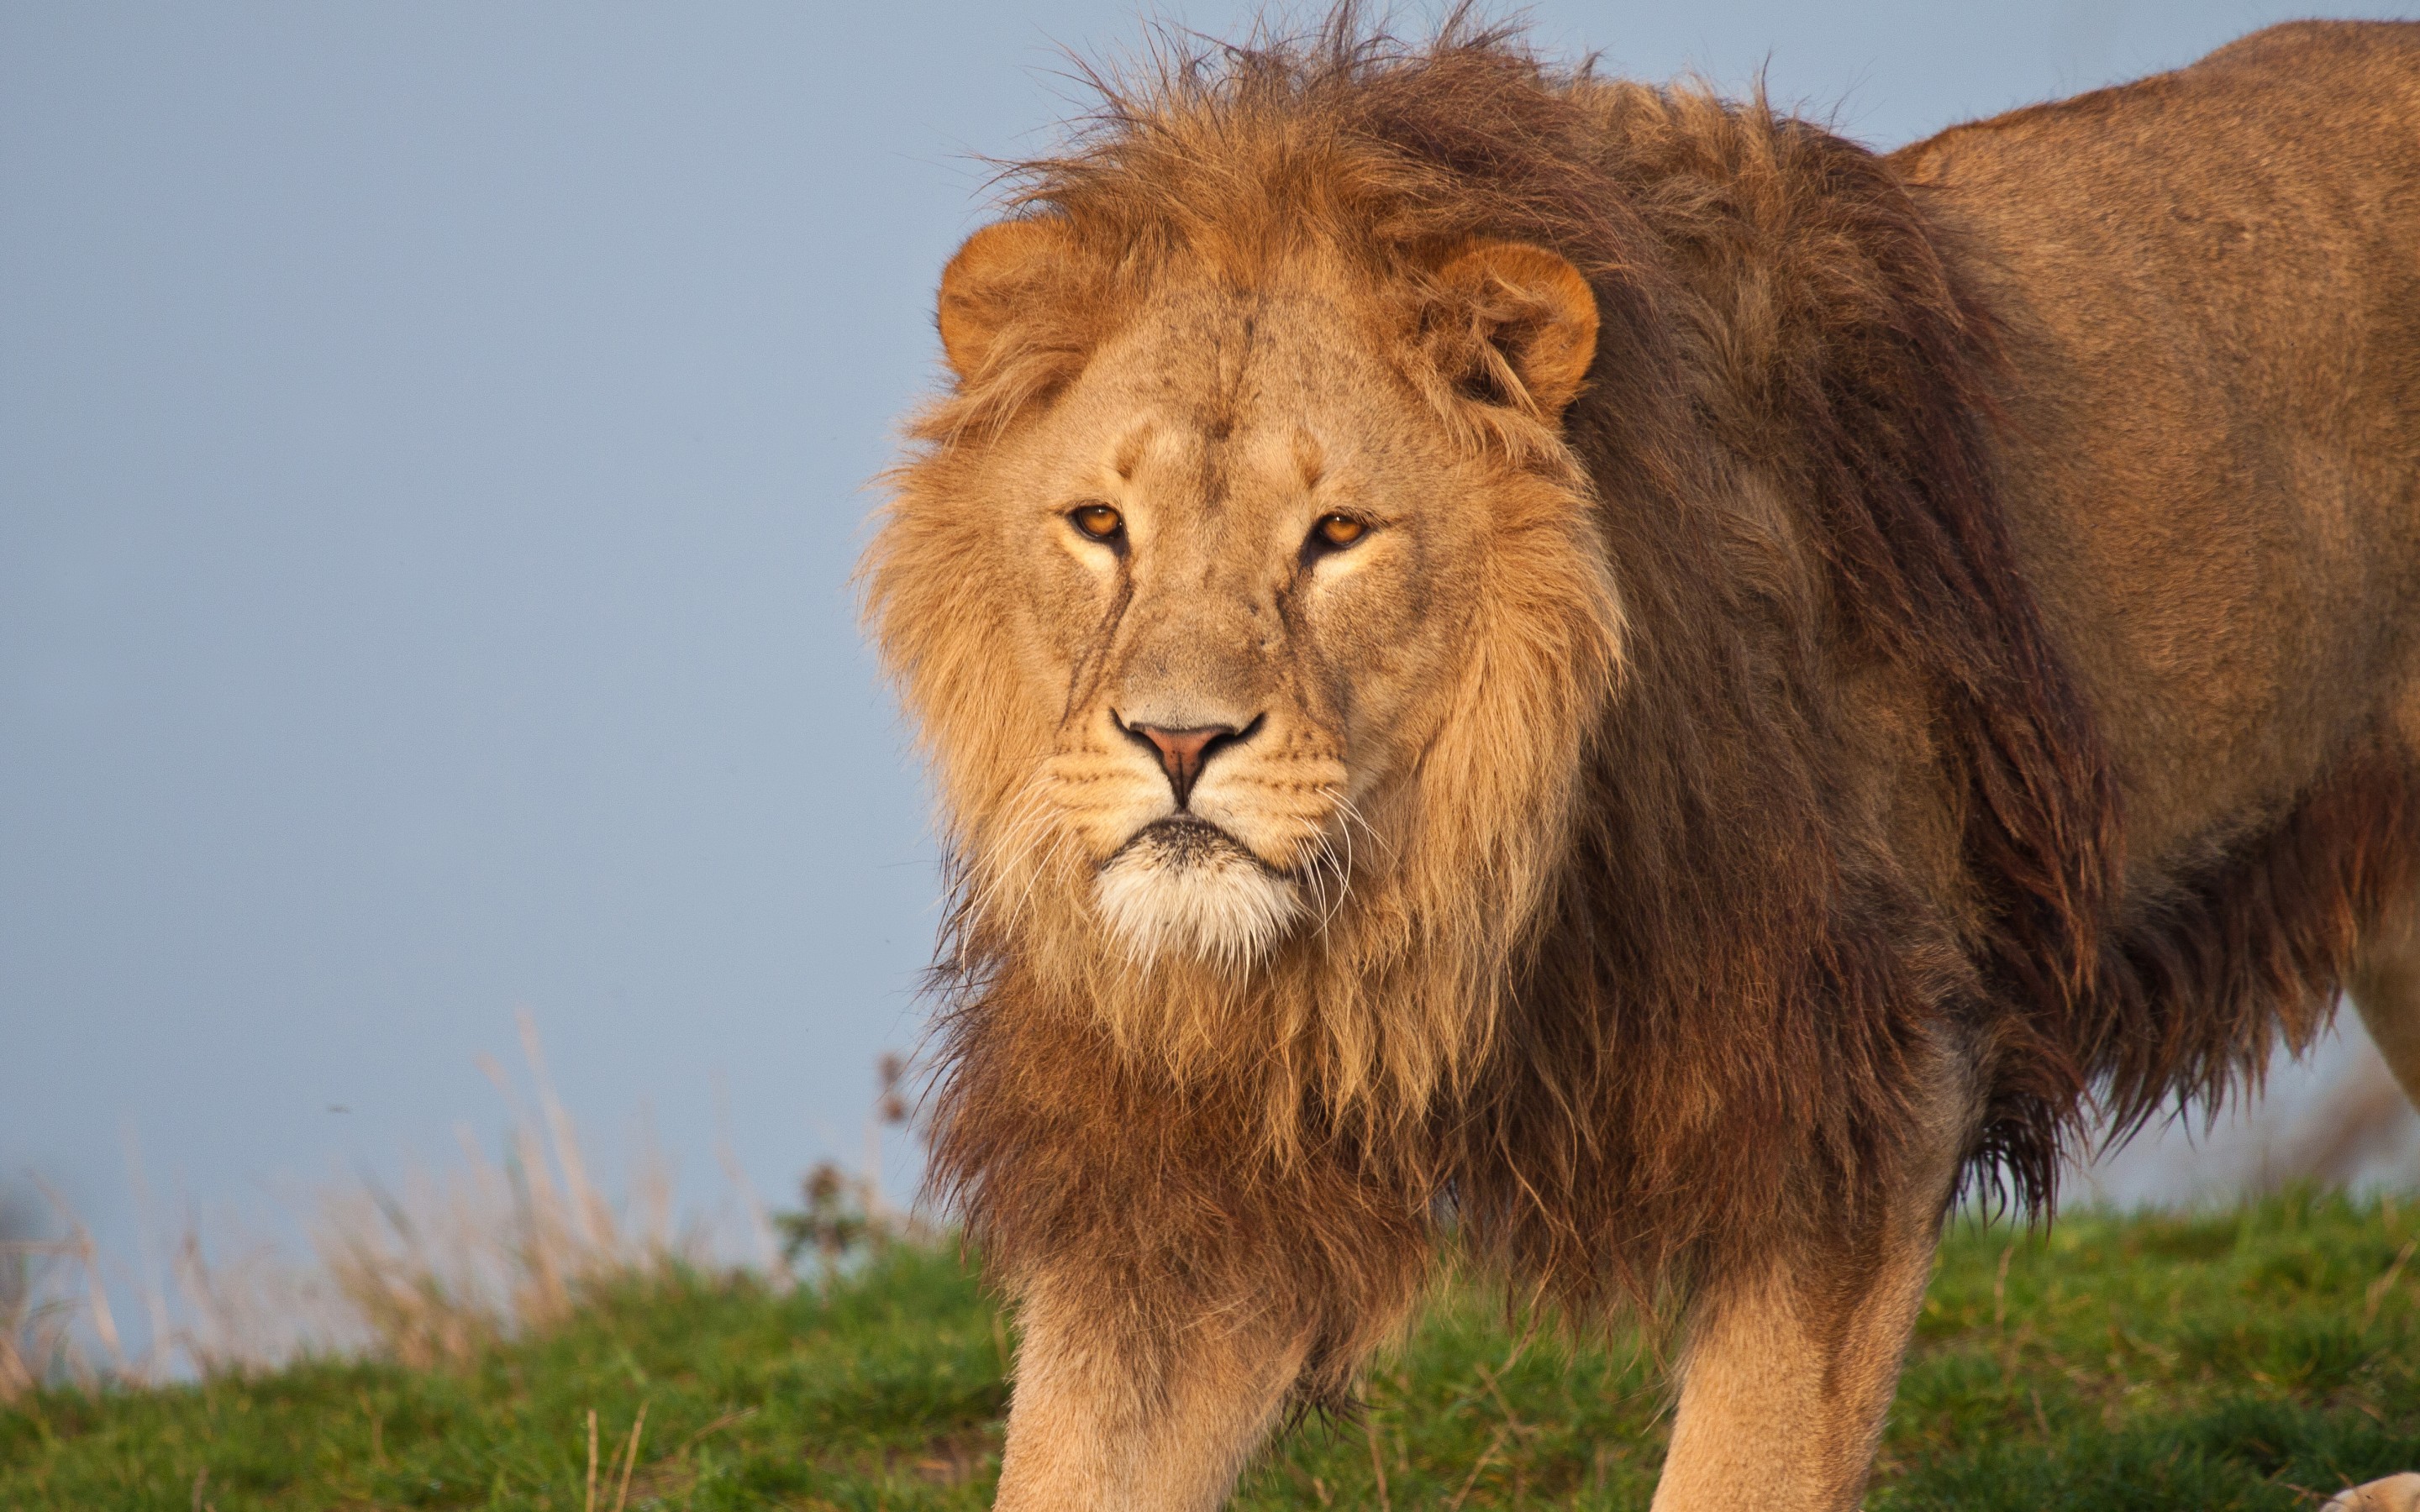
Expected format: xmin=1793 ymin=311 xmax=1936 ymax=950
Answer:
xmin=986 ymin=279 xmax=1510 ymax=967
xmin=874 ymin=223 xmax=1616 ymax=993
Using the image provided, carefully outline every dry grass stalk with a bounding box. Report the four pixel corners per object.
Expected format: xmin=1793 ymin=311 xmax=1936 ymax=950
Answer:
xmin=0 ymin=1238 xmax=94 ymax=1401
xmin=613 ymin=1402 xmax=650 ymax=1512
xmin=715 ymin=1074 xmax=792 ymax=1292
xmin=314 ymin=1018 xmax=702 ymax=1370
xmin=5 ymin=1017 xmax=734 ymax=1388
xmin=4 ymin=1027 xmax=922 ymax=1389
xmin=0 ymin=1177 xmax=134 ymax=1400
xmin=773 ymin=1055 xmax=937 ymax=1279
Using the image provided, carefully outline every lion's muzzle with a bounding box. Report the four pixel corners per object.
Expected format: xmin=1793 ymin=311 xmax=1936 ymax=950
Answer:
xmin=1093 ymin=816 xmax=1306 ymax=969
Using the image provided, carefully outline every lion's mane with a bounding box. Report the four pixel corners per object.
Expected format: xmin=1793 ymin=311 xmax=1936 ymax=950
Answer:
xmin=868 ymin=13 xmax=2420 ymax=1392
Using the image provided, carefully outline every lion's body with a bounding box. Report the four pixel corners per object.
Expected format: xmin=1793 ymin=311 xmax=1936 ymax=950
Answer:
xmin=865 ymin=18 xmax=2420 ymax=1509
xmin=1909 ymin=23 xmax=2420 ymax=872
xmin=1912 ymin=17 xmax=2420 ymax=1157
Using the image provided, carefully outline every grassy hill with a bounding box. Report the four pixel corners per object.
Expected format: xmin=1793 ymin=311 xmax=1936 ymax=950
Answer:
xmin=4 ymin=1189 xmax=2417 ymax=1510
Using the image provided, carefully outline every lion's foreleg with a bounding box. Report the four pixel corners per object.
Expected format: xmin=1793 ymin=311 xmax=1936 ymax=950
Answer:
xmin=991 ymin=1273 xmax=1310 ymax=1512
xmin=1650 ymin=1067 xmax=1974 ymax=1512
xmin=2350 ymin=891 xmax=2420 ymax=1108
xmin=1650 ymin=1233 xmax=1937 ymax=1511
xmin=2336 ymin=893 xmax=2420 ymax=1512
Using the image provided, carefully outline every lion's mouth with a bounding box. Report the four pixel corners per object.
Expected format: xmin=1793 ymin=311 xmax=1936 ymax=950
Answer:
xmin=1105 ymin=816 xmax=1286 ymax=874
xmin=1093 ymin=816 xmax=1307 ymax=967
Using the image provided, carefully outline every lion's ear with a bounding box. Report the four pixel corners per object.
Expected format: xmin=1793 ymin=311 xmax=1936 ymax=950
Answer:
xmin=1436 ymin=240 xmax=1598 ymax=419
xmin=937 ymin=218 xmax=1076 ymax=381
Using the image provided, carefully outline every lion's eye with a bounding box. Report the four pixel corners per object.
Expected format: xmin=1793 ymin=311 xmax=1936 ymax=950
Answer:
xmin=1312 ymin=513 xmax=1368 ymax=550
xmin=1069 ymin=503 xmax=1124 ymax=541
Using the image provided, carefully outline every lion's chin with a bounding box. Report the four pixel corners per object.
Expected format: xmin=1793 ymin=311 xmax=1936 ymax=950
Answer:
xmin=1093 ymin=819 xmax=1305 ymax=971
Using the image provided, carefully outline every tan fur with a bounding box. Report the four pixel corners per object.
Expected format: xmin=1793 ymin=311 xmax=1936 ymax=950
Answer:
xmin=2353 ymin=896 xmax=2420 ymax=1106
xmin=863 ymin=13 xmax=2420 ymax=1509
xmin=1652 ymin=1039 xmax=1977 ymax=1511
xmin=2331 ymin=1473 xmax=2420 ymax=1512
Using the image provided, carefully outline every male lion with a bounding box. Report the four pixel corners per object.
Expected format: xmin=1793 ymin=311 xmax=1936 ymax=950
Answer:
xmin=864 ymin=15 xmax=2420 ymax=1509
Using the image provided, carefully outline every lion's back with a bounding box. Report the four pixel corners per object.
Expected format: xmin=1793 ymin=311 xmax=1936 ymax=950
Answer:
xmin=1899 ymin=19 xmax=2420 ymax=192
xmin=1893 ymin=21 xmax=2420 ymax=880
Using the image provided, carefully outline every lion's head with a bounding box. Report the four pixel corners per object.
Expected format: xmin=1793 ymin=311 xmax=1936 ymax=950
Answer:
xmin=865 ymin=102 xmax=1628 ymax=1111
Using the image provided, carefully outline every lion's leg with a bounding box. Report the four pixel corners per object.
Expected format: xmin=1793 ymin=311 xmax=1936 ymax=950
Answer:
xmin=2334 ymin=892 xmax=2420 ymax=1512
xmin=1650 ymin=1063 xmax=1974 ymax=1512
xmin=2349 ymin=890 xmax=2420 ymax=1107
xmin=991 ymin=1274 xmax=1311 ymax=1512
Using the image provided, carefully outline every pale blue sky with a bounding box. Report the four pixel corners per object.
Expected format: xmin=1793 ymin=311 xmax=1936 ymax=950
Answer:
xmin=5 ymin=1 xmax=2412 ymax=1272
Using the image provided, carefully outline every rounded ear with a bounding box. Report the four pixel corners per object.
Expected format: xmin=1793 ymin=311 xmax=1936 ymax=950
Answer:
xmin=1435 ymin=240 xmax=1598 ymax=418
xmin=936 ymin=218 xmax=1075 ymax=381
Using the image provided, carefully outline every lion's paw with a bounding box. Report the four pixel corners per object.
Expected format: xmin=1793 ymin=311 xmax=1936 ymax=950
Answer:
xmin=2325 ymin=1474 xmax=2420 ymax=1512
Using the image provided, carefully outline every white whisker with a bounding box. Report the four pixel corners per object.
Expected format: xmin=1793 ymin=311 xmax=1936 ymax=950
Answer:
xmin=966 ymin=781 xmax=1060 ymax=934
xmin=1002 ymin=823 xmax=1076 ymax=942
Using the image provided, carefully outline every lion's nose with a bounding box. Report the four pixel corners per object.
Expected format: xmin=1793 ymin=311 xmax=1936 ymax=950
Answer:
xmin=1121 ymin=717 xmax=1260 ymax=809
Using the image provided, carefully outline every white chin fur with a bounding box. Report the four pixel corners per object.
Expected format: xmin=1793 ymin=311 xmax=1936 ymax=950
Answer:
xmin=1094 ymin=826 xmax=1303 ymax=970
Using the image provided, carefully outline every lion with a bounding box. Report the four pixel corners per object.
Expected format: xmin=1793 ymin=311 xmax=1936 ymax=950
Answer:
xmin=862 ymin=14 xmax=2420 ymax=1509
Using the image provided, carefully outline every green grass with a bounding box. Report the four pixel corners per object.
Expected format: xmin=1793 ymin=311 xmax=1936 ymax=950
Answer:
xmin=4 ymin=1190 xmax=2417 ymax=1509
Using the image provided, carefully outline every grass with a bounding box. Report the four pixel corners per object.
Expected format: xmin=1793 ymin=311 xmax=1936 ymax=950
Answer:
xmin=3 ymin=1189 xmax=2417 ymax=1510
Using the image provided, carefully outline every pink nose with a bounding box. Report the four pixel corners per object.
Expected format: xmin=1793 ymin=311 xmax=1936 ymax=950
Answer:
xmin=1127 ymin=722 xmax=1249 ymax=808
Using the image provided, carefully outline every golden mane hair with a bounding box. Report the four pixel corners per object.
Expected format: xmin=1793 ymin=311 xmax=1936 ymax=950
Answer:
xmin=864 ymin=12 xmax=2420 ymax=1395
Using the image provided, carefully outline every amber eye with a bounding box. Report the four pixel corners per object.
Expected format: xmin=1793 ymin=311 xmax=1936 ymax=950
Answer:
xmin=1068 ymin=503 xmax=1124 ymax=541
xmin=1312 ymin=513 xmax=1368 ymax=550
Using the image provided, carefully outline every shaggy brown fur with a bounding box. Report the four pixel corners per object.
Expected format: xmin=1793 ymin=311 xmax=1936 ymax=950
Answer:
xmin=865 ymin=11 xmax=2420 ymax=1495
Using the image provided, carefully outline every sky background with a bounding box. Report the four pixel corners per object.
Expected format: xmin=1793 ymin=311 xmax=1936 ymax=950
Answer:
xmin=6 ymin=0 xmax=2417 ymax=1299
